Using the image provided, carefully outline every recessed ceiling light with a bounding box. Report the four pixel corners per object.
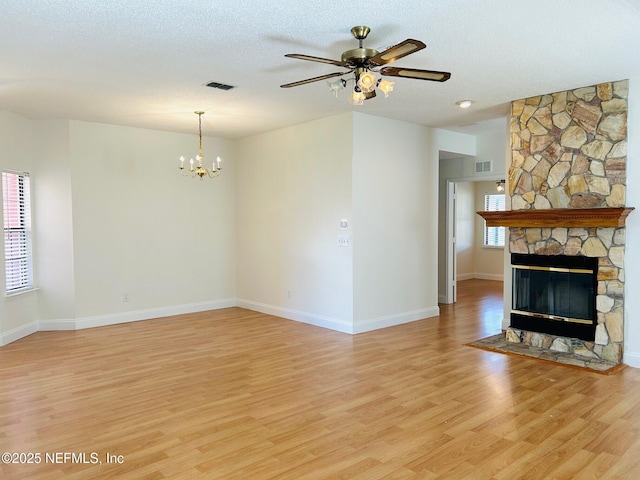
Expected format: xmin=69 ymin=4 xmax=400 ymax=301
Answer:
xmin=456 ymin=100 xmax=472 ymax=108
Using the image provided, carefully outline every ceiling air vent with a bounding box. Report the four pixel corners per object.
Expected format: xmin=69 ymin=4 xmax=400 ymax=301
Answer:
xmin=206 ymin=81 xmax=235 ymax=91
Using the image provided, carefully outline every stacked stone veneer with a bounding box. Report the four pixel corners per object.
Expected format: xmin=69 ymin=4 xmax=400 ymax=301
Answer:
xmin=506 ymin=80 xmax=628 ymax=365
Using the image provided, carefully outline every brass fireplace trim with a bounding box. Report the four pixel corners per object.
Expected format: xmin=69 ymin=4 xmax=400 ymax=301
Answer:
xmin=477 ymin=207 xmax=634 ymax=228
xmin=511 ymin=309 xmax=593 ymax=325
xmin=512 ymin=265 xmax=594 ymax=274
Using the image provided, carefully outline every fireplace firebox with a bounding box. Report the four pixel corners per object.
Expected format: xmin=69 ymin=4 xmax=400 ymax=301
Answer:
xmin=511 ymin=254 xmax=598 ymax=341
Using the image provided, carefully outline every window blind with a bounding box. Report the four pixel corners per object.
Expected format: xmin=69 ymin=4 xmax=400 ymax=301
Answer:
xmin=484 ymin=193 xmax=505 ymax=247
xmin=2 ymin=171 xmax=33 ymax=293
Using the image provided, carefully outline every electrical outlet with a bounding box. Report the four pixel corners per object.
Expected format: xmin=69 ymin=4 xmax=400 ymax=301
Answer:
xmin=123 ymin=293 xmax=130 ymax=302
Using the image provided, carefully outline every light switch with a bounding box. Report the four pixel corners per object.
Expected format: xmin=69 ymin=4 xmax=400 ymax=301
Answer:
xmin=338 ymin=235 xmax=350 ymax=247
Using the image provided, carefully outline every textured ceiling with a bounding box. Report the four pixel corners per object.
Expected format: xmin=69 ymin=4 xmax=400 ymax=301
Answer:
xmin=1 ymin=0 xmax=639 ymax=139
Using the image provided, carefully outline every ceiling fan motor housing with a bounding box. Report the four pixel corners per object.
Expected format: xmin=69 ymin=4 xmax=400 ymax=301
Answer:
xmin=343 ymin=26 xmax=377 ymax=67
xmin=341 ymin=48 xmax=379 ymax=67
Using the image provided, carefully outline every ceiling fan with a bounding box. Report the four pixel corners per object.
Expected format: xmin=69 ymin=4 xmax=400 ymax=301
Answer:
xmin=280 ymin=26 xmax=451 ymax=102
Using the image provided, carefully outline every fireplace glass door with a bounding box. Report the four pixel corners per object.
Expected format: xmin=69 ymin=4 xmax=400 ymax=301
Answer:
xmin=511 ymin=254 xmax=597 ymax=341
xmin=513 ymin=266 xmax=594 ymax=321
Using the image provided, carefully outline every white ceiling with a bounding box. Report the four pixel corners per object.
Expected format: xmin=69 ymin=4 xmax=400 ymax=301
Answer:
xmin=1 ymin=0 xmax=639 ymax=140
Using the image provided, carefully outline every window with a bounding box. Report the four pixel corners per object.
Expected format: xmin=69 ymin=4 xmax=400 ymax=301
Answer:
xmin=484 ymin=193 xmax=505 ymax=247
xmin=2 ymin=170 xmax=33 ymax=293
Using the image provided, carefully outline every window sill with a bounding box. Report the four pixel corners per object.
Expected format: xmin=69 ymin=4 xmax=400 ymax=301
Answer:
xmin=5 ymin=287 xmax=39 ymax=299
xmin=482 ymin=245 xmax=504 ymax=250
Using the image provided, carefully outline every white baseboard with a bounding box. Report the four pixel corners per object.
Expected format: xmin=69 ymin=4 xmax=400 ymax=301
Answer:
xmin=38 ymin=318 xmax=78 ymax=331
xmin=1 ymin=299 xmax=237 ymax=346
xmin=237 ymin=300 xmax=440 ymax=335
xmin=0 ymin=321 xmax=38 ymax=346
xmin=473 ymin=273 xmax=504 ymax=282
xmin=623 ymin=351 xmax=640 ymax=369
xmin=352 ymin=306 xmax=440 ymax=334
xmin=236 ymin=299 xmax=353 ymax=333
xmin=2 ymin=299 xmax=442 ymax=345
xmin=455 ymin=274 xmax=504 ymax=284
xmin=73 ymin=299 xmax=236 ymax=330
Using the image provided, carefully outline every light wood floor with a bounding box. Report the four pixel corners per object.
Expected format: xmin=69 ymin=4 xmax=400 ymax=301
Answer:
xmin=2 ymin=279 xmax=640 ymax=479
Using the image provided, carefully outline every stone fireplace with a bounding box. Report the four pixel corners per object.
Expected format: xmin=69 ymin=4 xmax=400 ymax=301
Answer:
xmin=478 ymin=80 xmax=633 ymax=365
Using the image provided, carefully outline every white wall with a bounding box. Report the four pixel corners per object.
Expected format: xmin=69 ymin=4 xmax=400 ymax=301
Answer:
xmin=435 ymin=130 xmax=477 ymax=159
xmin=0 ymin=112 xmax=39 ymax=342
xmin=473 ymin=181 xmax=505 ymax=280
xmin=32 ymin=120 xmax=75 ymax=322
xmin=235 ymin=113 xmax=354 ymax=332
xmin=352 ymin=114 xmax=439 ymax=331
xmin=1 ymin=114 xmax=237 ymax=343
xmin=476 ymin=128 xmax=509 ymax=177
xmin=67 ymin=121 xmax=236 ymax=321
xmin=236 ymin=112 xmax=450 ymax=333
xmin=455 ymin=182 xmax=474 ymax=280
xmin=623 ymin=76 xmax=640 ymax=367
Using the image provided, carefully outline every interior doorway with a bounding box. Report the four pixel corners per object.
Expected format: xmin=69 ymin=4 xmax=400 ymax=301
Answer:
xmin=439 ymin=174 xmax=505 ymax=304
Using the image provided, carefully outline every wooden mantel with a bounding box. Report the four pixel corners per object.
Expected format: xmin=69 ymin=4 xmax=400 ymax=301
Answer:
xmin=477 ymin=207 xmax=635 ymax=228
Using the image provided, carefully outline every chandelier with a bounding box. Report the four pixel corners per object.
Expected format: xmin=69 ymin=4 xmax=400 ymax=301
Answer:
xmin=178 ymin=111 xmax=222 ymax=180
xmin=328 ymin=68 xmax=395 ymax=106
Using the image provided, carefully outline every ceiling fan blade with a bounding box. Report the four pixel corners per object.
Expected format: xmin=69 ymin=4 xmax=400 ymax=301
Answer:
xmin=280 ymin=71 xmax=349 ymax=88
xmin=285 ymin=53 xmax=346 ymax=67
xmin=368 ymin=39 xmax=426 ymax=65
xmin=380 ymin=66 xmax=451 ymax=82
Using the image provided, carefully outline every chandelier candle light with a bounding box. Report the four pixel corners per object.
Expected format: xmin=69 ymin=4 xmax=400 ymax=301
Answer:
xmin=179 ymin=111 xmax=222 ymax=180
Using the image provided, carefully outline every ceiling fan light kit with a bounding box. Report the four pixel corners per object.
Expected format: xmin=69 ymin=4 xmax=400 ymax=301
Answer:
xmin=281 ymin=25 xmax=451 ymax=104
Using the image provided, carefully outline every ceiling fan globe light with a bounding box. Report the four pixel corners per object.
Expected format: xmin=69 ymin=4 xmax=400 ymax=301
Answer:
xmin=378 ymin=79 xmax=395 ymax=97
xmin=351 ymin=90 xmax=365 ymax=105
xmin=357 ymin=71 xmax=377 ymax=93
